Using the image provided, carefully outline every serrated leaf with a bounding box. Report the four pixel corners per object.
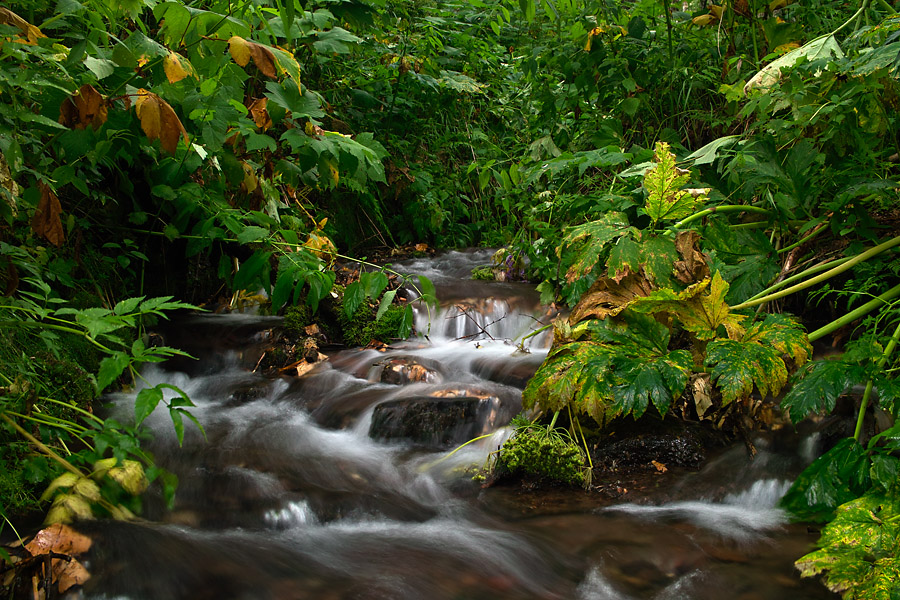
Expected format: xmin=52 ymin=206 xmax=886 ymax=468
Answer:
xmin=97 ymin=351 xmax=130 ymax=391
xmin=632 ymin=272 xmax=745 ymax=341
xmin=107 ymin=460 xmax=148 ymax=495
xmin=558 ymin=212 xmax=631 ymax=282
xmin=795 ymin=491 xmax=900 ymax=599
xmin=780 ymin=438 xmax=871 ymax=521
xmin=416 ymin=274 xmax=438 ymax=311
xmin=523 ymin=341 xmax=620 ymax=426
xmin=640 ymin=234 xmax=679 ymax=289
xmin=343 ymin=281 xmax=365 ymax=318
xmin=707 ymin=338 xmax=787 ymax=403
xmin=569 ymin=272 xmax=654 ymax=323
xmin=606 ymin=235 xmax=642 ymax=282
xmin=362 ymin=271 xmax=389 ymax=299
xmin=612 ymin=349 xmax=693 ymax=418
xmin=236 ymin=225 xmax=269 ymax=244
xmin=643 ymin=142 xmax=699 ymax=226
xmin=135 ymin=386 xmax=163 ymax=427
xmin=113 ymin=296 xmax=143 ymax=315
xmin=781 ymin=359 xmax=864 ymax=423
xmin=743 ymin=313 xmax=812 ymax=364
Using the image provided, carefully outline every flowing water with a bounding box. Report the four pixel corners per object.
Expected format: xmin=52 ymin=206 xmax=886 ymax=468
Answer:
xmin=79 ymin=250 xmax=836 ymax=599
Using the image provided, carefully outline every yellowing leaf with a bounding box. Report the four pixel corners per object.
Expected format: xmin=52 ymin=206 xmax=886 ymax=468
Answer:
xmin=692 ymin=14 xmax=717 ymax=26
xmin=163 ymin=51 xmax=195 ymax=83
xmin=59 ymin=84 xmax=108 ymax=130
xmin=632 ymin=272 xmax=746 ymax=341
xmin=31 ymin=182 xmax=65 ymax=247
xmin=241 ymin=161 xmax=258 ymax=193
xmin=24 ymin=523 xmax=92 ymax=593
xmin=643 ymin=141 xmax=700 ymax=226
xmin=0 ymin=7 xmax=45 ymax=44
xmin=134 ymin=89 xmax=189 ymax=154
xmin=228 ymin=35 xmax=277 ymax=78
xmin=774 ymin=41 xmax=800 ymax=54
xmin=304 ymin=219 xmax=337 ymax=262
xmin=107 ymin=460 xmax=148 ymax=495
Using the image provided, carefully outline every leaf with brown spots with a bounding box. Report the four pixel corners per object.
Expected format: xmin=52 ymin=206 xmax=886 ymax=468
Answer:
xmin=134 ymin=89 xmax=189 ymax=154
xmin=248 ymin=97 xmax=272 ymax=130
xmin=31 ymin=183 xmax=65 ymax=247
xmin=228 ymin=36 xmax=277 ymax=78
xmin=0 ymin=7 xmax=45 ymax=44
xmin=673 ymin=230 xmax=710 ymax=284
xmin=59 ymin=85 xmax=108 ymax=130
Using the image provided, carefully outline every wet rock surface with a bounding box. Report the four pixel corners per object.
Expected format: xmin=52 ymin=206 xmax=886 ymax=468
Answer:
xmin=369 ymin=396 xmax=490 ymax=449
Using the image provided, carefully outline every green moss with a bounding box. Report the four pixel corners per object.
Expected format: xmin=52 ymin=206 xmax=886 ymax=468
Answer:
xmin=498 ymin=425 xmax=586 ymax=487
xmin=283 ymin=304 xmax=314 ymax=338
xmin=471 ymin=266 xmax=495 ymax=281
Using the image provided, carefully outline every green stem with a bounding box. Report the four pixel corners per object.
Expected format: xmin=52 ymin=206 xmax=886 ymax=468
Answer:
xmin=744 ymin=255 xmax=854 ymax=303
xmin=662 ymin=0 xmax=674 ymax=67
xmin=776 ymin=221 xmax=829 ymax=255
xmin=1 ymin=413 xmax=83 ymax=477
xmin=853 ymin=319 xmax=900 ymax=441
xmin=670 ymin=205 xmax=774 ymax=230
xmin=0 ymin=320 xmax=114 ymax=353
xmin=40 ymin=396 xmax=104 ymax=425
xmin=732 ymin=235 xmax=900 ymax=310
xmin=808 ymin=283 xmax=900 ymax=342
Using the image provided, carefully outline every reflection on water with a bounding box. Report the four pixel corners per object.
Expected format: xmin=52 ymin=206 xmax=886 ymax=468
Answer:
xmin=85 ymin=251 xmax=834 ymax=600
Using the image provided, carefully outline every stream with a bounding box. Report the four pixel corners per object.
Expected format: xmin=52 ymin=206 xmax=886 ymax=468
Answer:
xmin=80 ymin=250 xmax=836 ymax=599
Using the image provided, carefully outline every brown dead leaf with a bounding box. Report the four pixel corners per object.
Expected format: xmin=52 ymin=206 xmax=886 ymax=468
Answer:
xmin=24 ymin=523 xmax=92 ymax=593
xmin=0 ymin=7 xmax=45 ymax=44
xmin=248 ymin=97 xmax=272 ymax=131
xmin=31 ymin=183 xmax=65 ymax=247
xmin=569 ymin=273 xmax=654 ymax=324
xmin=228 ymin=36 xmax=276 ymax=78
xmin=691 ymin=373 xmax=713 ymax=419
xmin=134 ymin=89 xmax=189 ymax=154
xmin=673 ymin=230 xmax=710 ymax=284
xmin=651 ymin=460 xmax=668 ymax=473
xmin=59 ymin=85 xmax=108 ymax=130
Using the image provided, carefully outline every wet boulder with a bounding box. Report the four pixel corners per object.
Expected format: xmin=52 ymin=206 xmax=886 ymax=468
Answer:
xmin=373 ymin=356 xmax=444 ymax=385
xmin=369 ymin=396 xmax=502 ymax=449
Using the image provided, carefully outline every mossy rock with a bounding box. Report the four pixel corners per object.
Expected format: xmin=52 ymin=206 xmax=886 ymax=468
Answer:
xmin=498 ymin=425 xmax=586 ymax=487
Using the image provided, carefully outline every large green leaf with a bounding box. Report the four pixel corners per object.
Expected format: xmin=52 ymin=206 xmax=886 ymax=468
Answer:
xmin=706 ymin=339 xmax=787 ymax=404
xmin=780 ymin=438 xmax=872 ymax=521
xmin=796 ymin=491 xmax=900 ymax=599
xmin=643 ymin=142 xmax=701 ymax=226
xmin=632 ymin=272 xmax=746 ymax=341
xmin=611 ymin=349 xmax=693 ymax=418
xmin=558 ymin=212 xmax=631 ymax=283
xmin=781 ymin=359 xmax=864 ymax=423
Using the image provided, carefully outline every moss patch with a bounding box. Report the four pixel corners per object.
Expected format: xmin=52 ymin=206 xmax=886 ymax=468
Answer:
xmin=498 ymin=425 xmax=587 ymax=487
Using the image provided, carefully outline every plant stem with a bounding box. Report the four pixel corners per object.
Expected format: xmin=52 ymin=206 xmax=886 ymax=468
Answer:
xmin=853 ymin=319 xmax=900 ymax=441
xmin=776 ymin=220 xmax=829 ymax=255
xmin=808 ymin=283 xmax=900 ymax=342
xmin=670 ymin=205 xmax=773 ymax=230
xmin=744 ymin=255 xmax=854 ymax=303
xmin=0 ymin=413 xmax=83 ymax=477
xmin=732 ymin=235 xmax=900 ymax=310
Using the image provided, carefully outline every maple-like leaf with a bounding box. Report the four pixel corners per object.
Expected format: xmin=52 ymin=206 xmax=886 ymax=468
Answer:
xmin=781 ymin=359 xmax=865 ymax=423
xmin=163 ymin=51 xmax=195 ymax=83
xmin=743 ymin=313 xmax=812 ymax=365
xmin=134 ymin=89 xmax=189 ymax=154
xmin=707 ymin=339 xmax=787 ymax=403
xmin=523 ymin=341 xmax=620 ymax=427
xmin=31 ymin=182 xmax=65 ymax=247
xmin=611 ymin=349 xmax=693 ymax=418
xmin=558 ymin=212 xmax=631 ymax=282
xmin=795 ymin=491 xmax=900 ymax=600
xmin=643 ymin=141 xmax=703 ymax=226
xmin=228 ymin=36 xmax=277 ymax=78
xmin=631 ymin=271 xmax=746 ymax=341
xmin=58 ymin=84 xmax=108 ymax=130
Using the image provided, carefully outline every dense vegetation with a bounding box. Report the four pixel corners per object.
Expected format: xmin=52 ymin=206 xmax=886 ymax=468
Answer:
xmin=1 ymin=0 xmax=899 ymax=595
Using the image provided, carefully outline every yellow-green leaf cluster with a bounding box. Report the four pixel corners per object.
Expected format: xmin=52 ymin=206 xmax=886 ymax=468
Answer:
xmin=643 ymin=141 xmax=704 ymax=226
